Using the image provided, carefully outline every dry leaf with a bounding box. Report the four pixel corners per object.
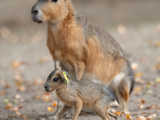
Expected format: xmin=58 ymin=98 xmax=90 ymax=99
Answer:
xmin=12 ymin=61 xmax=24 ymax=69
xmin=125 ymin=113 xmax=132 ymax=120
xmin=155 ymin=62 xmax=160 ymax=71
xmin=117 ymin=24 xmax=127 ymax=35
xmin=148 ymin=114 xmax=157 ymax=119
xmin=139 ymin=104 xmax=144 ymax=109
xmin=17 ymin=85 xmax=26 ymax=92
xmin=140 ymin=99 xmax=146 ymax=104
xmin=15 ymin=94 xmax=21 ymax=99
xmin=131 ymin=63 xmax=138 ymax=70
xmin=4 ymin=99 xmax=9 ymax=104
xmin=4 ymin=83 xmax=11 ymax=89
xmin=33 ymin=78 xmax=43 ymax=85
xmin=156 ymin=24 xmax=160 ymax=32
xmin=5 ymin=103 xmax=13 ymax=110
xmin=52 ymin=101 xmax=57 ymax=107
xmin=0 ymin=80 xmax=6 ymax=86
xmin=114 ymin=111 xmax=121 ymax=116
xmin=154 ymin=42 xmax=160 ymax=47
xmin=0 ymin=27 xmax=11 ymax=39
xmin=0 ymin=90 xmax=6 ymax=96
xmin=42 ymin=94 xmax=51 ymax=102
xmin=145 ymin=105 xmax=155 ymax=110
xmin=12 ymin=105 xmax=23 ymax=112
xmin=14 ymin=74 xmax=23 ymax=85
xmin=39 ymin=56 xmax=50 ymax=64
xmin=16 ymin=111 xmax=22 ymax=116
xmin=20 ymin=115 xmax=28 ymax=120
xmin=136 ymin=79 xmax=145 ymax=84
xmin=146 ymin=90 xmax=153 ymax=94
xmin=135 ymin=72 xmax=143 ymax=78
xmin=48 ymin=106 xmax=54 ymax=112
xmin=34 ymin=95 xmax=41 ymax=100
xmin=146 ymin=82 xmax=153 ymax=88
xmin=13 ymin=106 xmax=19 ymax=112
xmin=136 ymin=116 xmax=146 ymax=120
xmin=155 ymin=77 xmax=160 ymax=83
xmin=134 ymin=86 xmax=142 ymax=95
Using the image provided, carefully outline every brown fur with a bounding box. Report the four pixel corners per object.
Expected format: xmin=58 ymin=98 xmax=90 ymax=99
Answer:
xmin=119 ymin=80 xmax=129 ymax=102
xmin=31 ymin=0 xmax=125 ymax=82
xmin=31 ymin=0 xmax=134 ymax=113
xmin=46 ymin=6 xmax=125 ymax=82
xmin=47 ymin=14 xmax=87 ymax=80
xmin=86 ymin=35 xmax=125 ymax=83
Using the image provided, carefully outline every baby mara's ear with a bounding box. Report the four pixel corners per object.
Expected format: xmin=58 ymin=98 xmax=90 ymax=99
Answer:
xmin=59 ymin=71 xmax=70 ymax=84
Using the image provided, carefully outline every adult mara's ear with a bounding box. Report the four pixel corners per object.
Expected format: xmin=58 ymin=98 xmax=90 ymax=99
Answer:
xmin=51 ymin=0 xmax=58 ymax=2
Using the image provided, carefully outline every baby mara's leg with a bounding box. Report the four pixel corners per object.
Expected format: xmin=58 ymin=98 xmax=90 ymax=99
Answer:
xmin=58 ymin=105 xmax=71 ymax=120
xmin=72 ymin=98 xmax=83 ymax=120
xmin=94 ymin=100 xmax=110 ymax=120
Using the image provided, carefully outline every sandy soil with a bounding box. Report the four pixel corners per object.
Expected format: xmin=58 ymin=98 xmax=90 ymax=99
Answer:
xmin=0 ymin=0 xmax=160 ymax=120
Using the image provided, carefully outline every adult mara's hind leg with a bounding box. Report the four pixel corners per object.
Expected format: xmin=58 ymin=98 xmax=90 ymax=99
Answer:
xmin=110 ymin=60 xmax=135 ymax=113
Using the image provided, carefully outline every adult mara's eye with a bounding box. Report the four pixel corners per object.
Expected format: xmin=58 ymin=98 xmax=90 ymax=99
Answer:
xmin=53 ymin=77 xmax=59 ymax=82
xmin=51 ymin=0 xmax=58 ymax=2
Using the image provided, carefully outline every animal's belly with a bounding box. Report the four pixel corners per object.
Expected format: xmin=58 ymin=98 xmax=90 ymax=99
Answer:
xmin=82 ymin=105 xmax=95 ymax=113
xmin=87 ymin=56 xmax=126 ymax=83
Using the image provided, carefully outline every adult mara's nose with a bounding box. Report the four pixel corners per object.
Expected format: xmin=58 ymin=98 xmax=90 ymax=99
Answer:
xmin=31 ymin=5 xmax=39 ymax=16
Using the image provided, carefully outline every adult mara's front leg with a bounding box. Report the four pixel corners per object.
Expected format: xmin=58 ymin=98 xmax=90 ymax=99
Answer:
xmin=54 ymin=61 xmax=62 ymax=70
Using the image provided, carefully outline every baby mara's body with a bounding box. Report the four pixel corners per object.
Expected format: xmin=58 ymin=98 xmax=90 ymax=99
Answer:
xmin=44 ymin=69 xmax=117 ymax=120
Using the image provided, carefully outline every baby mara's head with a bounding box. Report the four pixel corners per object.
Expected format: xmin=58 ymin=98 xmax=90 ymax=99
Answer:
xmin=31 ymin=0 xmax=73 ymax=24
xmin=44 ymin=69 xmax=69 ymax=92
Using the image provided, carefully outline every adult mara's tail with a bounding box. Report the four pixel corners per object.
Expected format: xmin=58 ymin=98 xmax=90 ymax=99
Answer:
xmin=109 ymin=60 xmax=135 ymax=112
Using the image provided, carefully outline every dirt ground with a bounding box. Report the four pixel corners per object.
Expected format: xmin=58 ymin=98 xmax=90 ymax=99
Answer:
xmin=0 ymin=0 xmax=160 ymax=120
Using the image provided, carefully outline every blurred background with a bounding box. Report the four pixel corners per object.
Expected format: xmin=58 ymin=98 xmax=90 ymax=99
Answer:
xmin=0 ymin=0 xmax=160 ymax=120
xmin=1 ymin=0 xmax=160 ymax=27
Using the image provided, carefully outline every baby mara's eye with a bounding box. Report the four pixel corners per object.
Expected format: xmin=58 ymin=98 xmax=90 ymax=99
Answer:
xmin=53 ymin=77 xmax=59 ymax=82
xmin=51 ymin=0 xmax=58 ymax=2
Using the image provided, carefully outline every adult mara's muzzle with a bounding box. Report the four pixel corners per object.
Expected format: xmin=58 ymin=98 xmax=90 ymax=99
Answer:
xmin=31 ymin=5 xmax=43 ymax=23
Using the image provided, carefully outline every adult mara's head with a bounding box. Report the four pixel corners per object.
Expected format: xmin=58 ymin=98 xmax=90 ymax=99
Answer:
xmin=31 ymin=0 xmax=74 ymax=24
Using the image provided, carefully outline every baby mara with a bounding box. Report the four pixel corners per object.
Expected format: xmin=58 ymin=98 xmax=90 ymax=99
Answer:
xmin=44 ymin=69 xmax=124 ymax=120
